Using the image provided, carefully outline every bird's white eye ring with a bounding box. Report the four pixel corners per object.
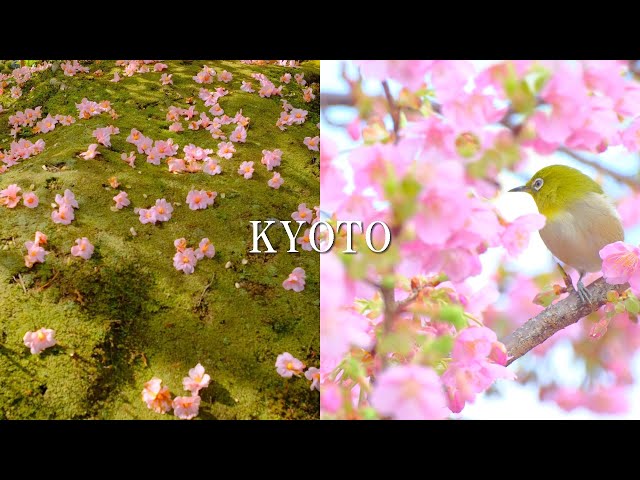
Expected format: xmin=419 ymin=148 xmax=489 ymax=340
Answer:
xmin=533 ymin=178 xmax=543 ymax=191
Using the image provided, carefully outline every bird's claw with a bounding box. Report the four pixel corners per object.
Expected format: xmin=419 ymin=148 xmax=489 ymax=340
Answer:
xmin=577 ymin=280 xmax=593 ymax=305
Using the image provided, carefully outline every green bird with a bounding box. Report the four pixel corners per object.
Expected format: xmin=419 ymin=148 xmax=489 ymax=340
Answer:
xmin=509 ymin=164 xmax=624 ymax=303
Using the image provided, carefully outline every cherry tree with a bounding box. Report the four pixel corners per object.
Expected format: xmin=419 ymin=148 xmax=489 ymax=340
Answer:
xmin=320 ymin=60 xmax=640 ymax=419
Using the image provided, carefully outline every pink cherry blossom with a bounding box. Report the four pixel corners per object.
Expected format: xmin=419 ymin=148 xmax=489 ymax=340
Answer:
xmin=1 ymin=184 xmax=22 ymax=208
xmin=275 ymin=352 xmax=306 ymax=378
xmin=296 ymin=228 xmax=313 ymax=251
xmin=54 ymin=189 xmax=78 ymax=210
xmin=154 ymin=198 xmax=173 ymax=222
xmin=241 ymin=81 xmax=254 ymax=93
xmin=261 ymin=149 xmax=282 ymax=170
xmin=142 ymin=378 xmax=173 ymax=414
xmin=23 ymin=328 xmax=57 ymax=354
xmin=182 ymin=363 xmax=211 ymax=395
xmin=355 ymin=60 xmax=433 ymax=91
xmin=71 ymin=237 xmax=95 ymax=260
xmin=160 ymin=73 xmax=173 ymax=85
xmin=22 ymin=192 xmax=39 ymax=208
xmin=37 ymin=115 xmax=57 ymax=134
xmin=79 ymin=143 xmax=101 ymax=160
xmin=501 ymin=214 xmax=546 ymax=257
xmin=283 ymin=267 xmax=306 ymax=292
xmin=203 ymin=159 xmax=222 ymax=176
xmin=173 ymin=395 xmax=201 ymax=420
xmin=169 ymin=122 xmax=184 ymax=133
xmin=238 ymin=161 xmax=254 ymax=179
xmin=24 ymin=240 xmax=48 ymax=268
xmin=599 ymin=241 xmax=640 ymax=291
xmin=51 ymin=205 xmax=74 ymax=225
xmin=304 ymin=136 xmax=319 ymax=151
xmin=292 ymin=203 xmax=313 ymax=224
xmin=186 ymin=189 xmax=208 ymax=210
xmin=174 ymin=238 xmax=187 ymax=253
xmin=121 ymin=151 xmax=136 ymax=168
xmin=230 ymin=125 xmax=247 ymax=143
xmin=217 ymin=141 xmax=235 ymax=159
xmin=280 ymin=73 xmax=291 ymax=84
xmin=442 ymin=327 xmax=515 ymax=413
xmin=196 ymin=238 xmax=215 ymax=259
xmin=34 ymin=231 xmax=47 ymax=246
xmin=370 ymin=364 xmax=449 ymax=420
xmin=218 ymin=70 xmax=232 ymax=83
xmin=305 ymin=367 xmax=320 ymax=391
xmin=268 ymin=172 xmax=284 ymax=189
xmin=173 ymin=248 xmax=198 ymax=274
xmin=138 ymin=208 xmax=158 ymax=225
xmin=113 ymin=191 xmax=130 ymax=209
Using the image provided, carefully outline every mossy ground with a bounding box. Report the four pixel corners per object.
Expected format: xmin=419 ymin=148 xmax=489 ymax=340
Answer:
xmin=0 ymin=60 xmax=320 ymax=419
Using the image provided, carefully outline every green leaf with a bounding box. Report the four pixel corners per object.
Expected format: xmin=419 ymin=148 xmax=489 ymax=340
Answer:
xmin=360 ymin=407 xmax=379 ymax=420
xmin=340 ymin=357 xmax=366 ymax=381
xmin=424 ymin=335 xmax=453 ymax=358
xmin=378 ymin=331 xmax=414 ymax=356
xmin=438 ymin=305 xmax=466 ymax=330
xmin=533 ymin=288 xmax=557 ymax=307
xmin=625 ymin=296 xmax=640 ymax=314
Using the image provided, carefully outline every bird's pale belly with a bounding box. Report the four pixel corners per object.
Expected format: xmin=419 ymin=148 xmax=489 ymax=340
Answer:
xmin=539 ymin=193 xmax=624 ymax=274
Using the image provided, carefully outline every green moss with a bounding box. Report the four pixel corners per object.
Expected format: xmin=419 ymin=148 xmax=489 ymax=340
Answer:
xmin=0 ymin=60 xmax=319 ymax=419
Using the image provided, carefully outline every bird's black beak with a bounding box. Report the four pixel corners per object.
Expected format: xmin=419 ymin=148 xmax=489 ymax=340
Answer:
xmin=508 ymin=185 xmax=530 ymax=193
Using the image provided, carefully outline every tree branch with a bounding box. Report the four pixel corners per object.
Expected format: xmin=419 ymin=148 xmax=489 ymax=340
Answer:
xmin=382 ymin=80 xmax=400 ymax=144
xmin=503 ymin=278 xmax=629 ymax=365
xmin=320 ymin=92 xmax=354 ymax=108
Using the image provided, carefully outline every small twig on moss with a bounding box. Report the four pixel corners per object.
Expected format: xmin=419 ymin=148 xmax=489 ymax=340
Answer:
xmin=13 ymin=274 xmax=27 ymax=294
xmin=36 ymin=269 xmax=59 ymax=292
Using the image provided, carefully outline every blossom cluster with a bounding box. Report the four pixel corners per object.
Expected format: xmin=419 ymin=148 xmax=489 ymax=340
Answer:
xmin=142 ymin=363 xmax=211 ymax=419
xmin=173 ymin=237 xmax=215 ymax=274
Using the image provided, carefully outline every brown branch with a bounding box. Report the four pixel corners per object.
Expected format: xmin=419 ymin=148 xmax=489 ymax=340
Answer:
xmin=558 ymin=147 xmax=640 ymax=190
xmin=320 ymin=92 xmax=354 ymax=108
xmin=503 ymin=277 xmax=629 ymax=365
xmin=382 ymin=81 xmax=400 ymax=144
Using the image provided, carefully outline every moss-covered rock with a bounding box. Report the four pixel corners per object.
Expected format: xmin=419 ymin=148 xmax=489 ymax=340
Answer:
xmin=0 ymin=60 xmax=319 ymax=419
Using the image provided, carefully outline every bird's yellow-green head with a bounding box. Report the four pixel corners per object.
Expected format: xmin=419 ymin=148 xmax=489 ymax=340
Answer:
xmin=509 ymin=165 xmax=604 ymax=219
